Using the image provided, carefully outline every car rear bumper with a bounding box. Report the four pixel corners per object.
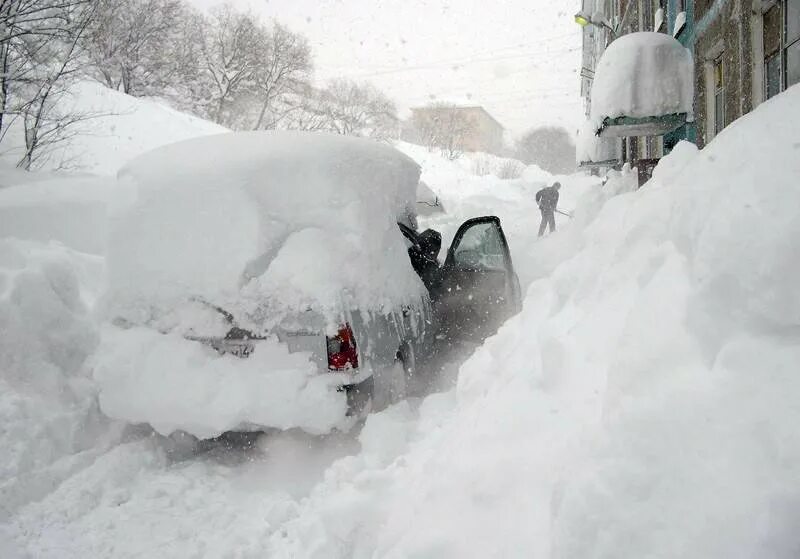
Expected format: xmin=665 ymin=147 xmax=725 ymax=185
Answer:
xmin=342 ymin=375 xmax=373 ymax=417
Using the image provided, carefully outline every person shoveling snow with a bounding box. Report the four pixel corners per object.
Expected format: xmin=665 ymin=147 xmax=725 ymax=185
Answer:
xmin=536 ymin=181 xmax=561 ymax=236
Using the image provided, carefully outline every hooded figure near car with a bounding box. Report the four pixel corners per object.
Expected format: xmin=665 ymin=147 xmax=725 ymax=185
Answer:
xmin=535 ymin=182 xmax=560 ymax=237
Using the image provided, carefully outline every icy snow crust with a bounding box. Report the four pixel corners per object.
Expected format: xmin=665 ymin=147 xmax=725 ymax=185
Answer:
xmin=591 ymin=32 xmax=694 ymax=128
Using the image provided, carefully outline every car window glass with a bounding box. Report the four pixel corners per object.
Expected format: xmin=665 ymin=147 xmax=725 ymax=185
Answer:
xmin=453 ymin=222 xmax=505 ymax=271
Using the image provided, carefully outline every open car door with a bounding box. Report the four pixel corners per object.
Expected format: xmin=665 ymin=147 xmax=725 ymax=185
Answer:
xmin=434 ymin=216 xmax=521 ymax=342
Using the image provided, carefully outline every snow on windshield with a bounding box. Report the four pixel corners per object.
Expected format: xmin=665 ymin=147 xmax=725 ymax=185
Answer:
xmin=104 ymin=131 xmax=425 ymax=332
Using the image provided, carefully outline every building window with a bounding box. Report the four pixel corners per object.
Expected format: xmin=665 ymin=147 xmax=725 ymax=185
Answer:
xmin=766 ymin=51 xmax=782 ymax=98
xmin=642 ymin=0 xmax=654 ymax=31
xmin=786 ymin=0 xmax=800 ymax=88
xmin=713 ymin=55 xmax=725 ymax=135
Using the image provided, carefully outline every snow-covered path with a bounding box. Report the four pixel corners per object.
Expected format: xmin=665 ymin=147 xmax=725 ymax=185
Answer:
xmin=2 ymin=142 xmax=598 ymax=559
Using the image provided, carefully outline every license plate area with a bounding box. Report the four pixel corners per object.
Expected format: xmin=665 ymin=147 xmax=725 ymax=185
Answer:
xmin=209 ymin=339 xmax=255 ymax=358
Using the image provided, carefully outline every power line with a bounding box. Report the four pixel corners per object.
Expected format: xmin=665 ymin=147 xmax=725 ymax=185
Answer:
xmin=325 ymin=43 xmax=580 ymax=80
xmin=320 ymin=30 xmax=579 ymax=73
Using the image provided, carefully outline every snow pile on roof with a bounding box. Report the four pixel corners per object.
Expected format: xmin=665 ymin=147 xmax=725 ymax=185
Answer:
xmin=0 ymin=81 xmax=227 ymax=175
xmin=267 ymin=86 xmax=800 ymax=557
xmin=0 ymin=240 xmax=112 ymax=515
xmin=104 ymin=131 xmax=424 ymax=332
xmin=590 ymin=32 xmax=694 ymax=127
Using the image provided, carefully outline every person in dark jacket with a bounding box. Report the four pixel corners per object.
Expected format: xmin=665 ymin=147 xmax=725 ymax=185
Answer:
xmin=535 ymin=182 xmax=561 ymax=237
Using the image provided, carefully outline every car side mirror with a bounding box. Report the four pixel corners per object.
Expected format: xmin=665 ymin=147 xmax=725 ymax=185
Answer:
xmin=418 ymin=229 xmax=442 ymax=260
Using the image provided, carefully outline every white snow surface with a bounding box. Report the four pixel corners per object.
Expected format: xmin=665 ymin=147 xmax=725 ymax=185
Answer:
xmin=590 ymin=32 xmax=694 ymax=128
xmin=262 ymin=85 xmax=800 ymax=557
xmin=4 ymin=85 xmax=800 ymax=559
xmin=0 ymin=240 xmax=114 ymax=520
xmin=0 ymin=81 xmax=227 ymax=174
xmin=0 ymin=175 xmax=114 ymax=255
xmin=105 ymin=131 xmax=425 ymax=332
xmin=576 ymin=119 xmax=619 ymax=163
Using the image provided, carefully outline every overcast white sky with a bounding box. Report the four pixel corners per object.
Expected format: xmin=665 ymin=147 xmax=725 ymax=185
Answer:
xmin=189 ymin=0 xmax=584 ymax=140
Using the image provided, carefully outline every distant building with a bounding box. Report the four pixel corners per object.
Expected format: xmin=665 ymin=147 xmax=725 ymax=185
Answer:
xmin=403 ymin=105 xmax=505 ymax=155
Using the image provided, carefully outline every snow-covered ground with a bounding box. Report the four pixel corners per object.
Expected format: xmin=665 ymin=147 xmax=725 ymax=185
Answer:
xmin=0 ymin=81 xmax=227 ymax=175
xmin=3 ymin=83 xmax=800 ymax=558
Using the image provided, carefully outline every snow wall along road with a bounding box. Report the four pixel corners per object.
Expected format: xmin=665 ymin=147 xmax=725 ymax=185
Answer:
xmin=266 ymin=86 xmax=800 ymax=558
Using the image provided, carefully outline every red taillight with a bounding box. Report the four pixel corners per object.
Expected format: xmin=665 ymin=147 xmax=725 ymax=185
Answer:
xmin=327 ymin=324 xmax=359 ymax=371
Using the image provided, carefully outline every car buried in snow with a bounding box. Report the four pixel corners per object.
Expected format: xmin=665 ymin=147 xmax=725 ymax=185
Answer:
xmin=98 ymin=131 xmax=521 ymax=436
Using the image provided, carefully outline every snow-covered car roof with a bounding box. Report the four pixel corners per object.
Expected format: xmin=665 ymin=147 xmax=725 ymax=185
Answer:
xmin=104 ymin=131 xmax=425 ymax=331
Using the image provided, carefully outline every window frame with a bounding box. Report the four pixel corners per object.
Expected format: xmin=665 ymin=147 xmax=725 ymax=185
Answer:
xmin=785 ymin=0 xmax=800 ymax=88
xmin=713 ymin=55 xmax=726 ymax=135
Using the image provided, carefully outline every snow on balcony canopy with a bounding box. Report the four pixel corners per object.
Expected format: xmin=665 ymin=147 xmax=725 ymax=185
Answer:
xmin=590 ymin=32 xmax=694 ymax=137
xmin=577 ymin=120 xmax=619 ymax=166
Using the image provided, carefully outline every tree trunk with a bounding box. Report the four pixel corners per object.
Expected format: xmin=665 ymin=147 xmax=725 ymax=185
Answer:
xmin=0 ymin=41 xmax=9 ymax=137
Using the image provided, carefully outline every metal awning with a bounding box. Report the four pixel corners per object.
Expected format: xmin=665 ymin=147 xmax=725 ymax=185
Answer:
xmin=578 ymin=158 xmax=620 ymax=169
xmin=597 ymin=113 xmax=688 ymax=137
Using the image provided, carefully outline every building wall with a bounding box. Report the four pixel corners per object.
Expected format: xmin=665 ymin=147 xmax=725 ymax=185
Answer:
xmin=693 ymin=0 xmax=755 ymax=147
xmin=459 ymin=107 xmax=505 ymax=154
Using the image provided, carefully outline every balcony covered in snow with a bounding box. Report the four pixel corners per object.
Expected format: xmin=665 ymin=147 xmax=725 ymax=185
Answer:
xmin=590 ymin=32 xmax=694 ymax=138
xmin=576 ymin=120 xmax=619 ymax=168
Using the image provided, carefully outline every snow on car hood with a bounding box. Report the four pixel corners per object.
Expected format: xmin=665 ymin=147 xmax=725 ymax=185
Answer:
xmin=103 ymin=131 xmax=425 ymax=332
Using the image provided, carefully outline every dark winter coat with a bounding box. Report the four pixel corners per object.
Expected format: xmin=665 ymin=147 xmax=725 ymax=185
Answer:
xmin=535 ymin=187 xmax=559 ymax=212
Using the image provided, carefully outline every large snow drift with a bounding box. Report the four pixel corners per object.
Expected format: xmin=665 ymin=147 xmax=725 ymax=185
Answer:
xmin=0 ymin=175 xmax=113 ymax=255
xmin=591 ymin=32 xmax=693 ymax=128
xmin=0 ymin=240 xmax=112 ymax=518
xmin=0 ymin=81 xmax=227 ymax=174
xmin=266 ymin=86 xmax=800 ymax=557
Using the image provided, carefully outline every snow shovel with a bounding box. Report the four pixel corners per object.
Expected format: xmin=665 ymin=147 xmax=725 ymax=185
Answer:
xmin=555 ymin=208 xmax=574 ymax=219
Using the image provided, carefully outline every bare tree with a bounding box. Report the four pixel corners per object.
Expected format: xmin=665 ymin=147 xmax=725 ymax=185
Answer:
xmin=199 ymin=4 xmax=262 ymax=126
xmin=297 ymin=79 xmax=398 ymax=140
xmin=251 ymin=22 xmax=311 ymax=130
xmin=412 ymin=103 xmax=476 ymax=160
xmin=514 ymin=126 xmax=577 ymax=174
xmin=0 ymin=0 xmax=105 ymax=170
xmin=86 ymin=0 xmax=185 ymax=96
xmin=17 ymin=2 xmax=98 ymax=170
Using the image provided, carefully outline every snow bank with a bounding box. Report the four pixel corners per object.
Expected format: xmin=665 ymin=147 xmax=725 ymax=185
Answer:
xmin=0 ymin=81 xmax=227 ymax=174
xmin=0 ymin=240 xmax=112 ymax=518
xmin=267 ymin=85 xmax=800 ymax=557
xmin=105 ymin=131 xmax=424 ymax=332
xmin=0 ymin=175 xmax=115 ymax=255
xmin=590 ymin=32 xmax=694 ymax=127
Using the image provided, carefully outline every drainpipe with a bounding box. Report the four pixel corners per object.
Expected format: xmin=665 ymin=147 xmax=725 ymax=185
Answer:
xmin=738 ymin=0 xmax=746 ymax=116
